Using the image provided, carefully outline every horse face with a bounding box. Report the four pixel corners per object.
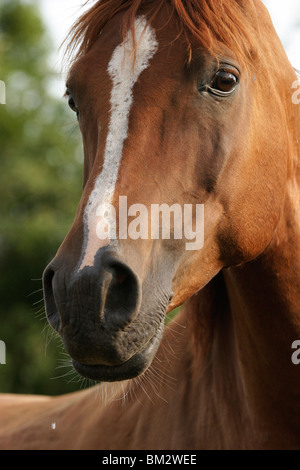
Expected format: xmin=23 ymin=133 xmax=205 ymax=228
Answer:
xmin=43 ymin=8 xmax=287 ymax=381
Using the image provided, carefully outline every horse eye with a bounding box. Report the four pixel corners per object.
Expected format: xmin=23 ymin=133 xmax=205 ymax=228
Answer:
xmin=66 ymin=90 xmax=79 ymax=115
xmin=68 ymin=95 xmax=78 ymax=114
xmin=210 ymin=70 xmax=239 ymax=94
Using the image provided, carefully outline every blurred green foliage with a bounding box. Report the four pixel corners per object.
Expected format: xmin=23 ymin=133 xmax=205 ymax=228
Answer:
xmin=0 ymin=0 xmax=83 ymax=394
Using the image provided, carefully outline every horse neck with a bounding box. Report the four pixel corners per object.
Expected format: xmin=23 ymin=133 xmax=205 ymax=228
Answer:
xmin=160 ymin=178 xmax=300 ymax=449
xmin=221 ymin=180 xmax=300 ymax=446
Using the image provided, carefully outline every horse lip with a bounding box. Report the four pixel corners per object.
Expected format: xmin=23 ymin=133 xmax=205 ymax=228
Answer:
xmin=72 ymin=356 xmax=146 ymax=382
xmin=72 ymin=327 xmax=164 ymax=382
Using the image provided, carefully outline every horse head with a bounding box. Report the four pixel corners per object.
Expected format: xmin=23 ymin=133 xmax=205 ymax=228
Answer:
xmin=43 ymin=0 xmax=298 ymax=382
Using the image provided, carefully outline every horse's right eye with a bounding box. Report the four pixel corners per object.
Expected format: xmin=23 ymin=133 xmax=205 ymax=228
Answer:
xmin=66 ymin=90 xmax=79 ymax=116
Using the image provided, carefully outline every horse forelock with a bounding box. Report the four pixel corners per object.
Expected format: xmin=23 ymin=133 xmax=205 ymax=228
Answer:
xmin=64 ymin=0 xmax=261 ymax=69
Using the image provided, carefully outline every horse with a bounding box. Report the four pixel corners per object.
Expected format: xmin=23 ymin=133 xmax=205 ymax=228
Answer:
xmin=1 ymin=0 xmax=300 ymax=450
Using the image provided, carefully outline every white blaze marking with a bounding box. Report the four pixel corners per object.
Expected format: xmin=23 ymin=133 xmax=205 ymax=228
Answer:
xmin=79 ymin=17 xmax=158 ymax=270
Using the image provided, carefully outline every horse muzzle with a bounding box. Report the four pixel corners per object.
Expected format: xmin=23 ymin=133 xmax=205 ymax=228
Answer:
xmin=42 ymin=247 xmax=169 ymax=381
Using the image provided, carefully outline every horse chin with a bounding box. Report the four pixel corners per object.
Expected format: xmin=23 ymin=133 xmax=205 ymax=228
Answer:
xmin=71 ymin=325 xmax=164 ymax=382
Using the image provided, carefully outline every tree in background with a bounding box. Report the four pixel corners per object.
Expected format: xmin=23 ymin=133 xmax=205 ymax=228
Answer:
xmin=0 ymin=0 xmax=84 ymax=394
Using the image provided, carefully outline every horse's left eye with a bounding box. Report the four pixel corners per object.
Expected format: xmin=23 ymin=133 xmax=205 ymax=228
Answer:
xmin=209 ymin=69 xmax=239 ymax=95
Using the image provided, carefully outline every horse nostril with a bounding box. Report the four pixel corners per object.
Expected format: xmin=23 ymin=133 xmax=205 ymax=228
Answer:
xmin=42 ymin=265 xmax=60 ymax=332
xmin=43 ymin=253 xmax=141 ymax=341
xmin=103 ymin=261 xmax=141 ymax=329
xmin=114 ymin=269 xmax=128 ymax=284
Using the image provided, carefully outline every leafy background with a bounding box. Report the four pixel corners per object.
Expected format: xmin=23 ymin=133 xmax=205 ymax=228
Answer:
xmin=0 ymin=0 xmax=299 ymax=395
xmin=0 ymin=0 xmax=83 ymax=395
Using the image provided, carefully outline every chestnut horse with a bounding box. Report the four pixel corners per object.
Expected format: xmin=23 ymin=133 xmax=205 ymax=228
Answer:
xmin=1 ymin=0 xmax=300 ymax=450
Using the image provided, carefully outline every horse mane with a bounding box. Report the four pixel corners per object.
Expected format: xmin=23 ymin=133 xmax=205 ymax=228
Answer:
xmin=65 ymin=0 xmax=259 ymax=67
